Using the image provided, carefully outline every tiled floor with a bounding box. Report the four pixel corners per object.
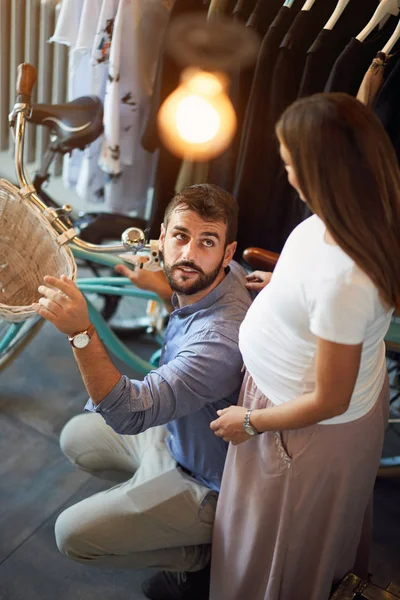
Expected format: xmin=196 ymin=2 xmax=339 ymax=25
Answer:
xmin=0 ymin=316 xmax=400 ymax=599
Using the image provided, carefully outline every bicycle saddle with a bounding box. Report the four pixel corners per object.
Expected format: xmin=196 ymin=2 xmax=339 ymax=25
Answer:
xmin=29 ymin=96 xmax=103 ymax=153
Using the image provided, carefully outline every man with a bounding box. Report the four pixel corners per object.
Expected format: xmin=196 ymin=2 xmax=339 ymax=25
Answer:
xmin=34 ymin=184 xmax=251 ymax=600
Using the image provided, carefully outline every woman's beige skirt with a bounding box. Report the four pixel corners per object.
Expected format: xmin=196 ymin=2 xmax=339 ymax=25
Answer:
xmin=210 ymin=370 xmax=389 ymax=600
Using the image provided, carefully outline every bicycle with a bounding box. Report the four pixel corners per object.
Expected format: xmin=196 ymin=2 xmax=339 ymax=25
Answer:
xmin=27 ymin=81 xmax=150 ymax=326
xmin=1 ymin=63 xmax=164 ymax=375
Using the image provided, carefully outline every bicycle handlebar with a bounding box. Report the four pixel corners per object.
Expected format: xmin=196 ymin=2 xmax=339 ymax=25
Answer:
xmin=16 ymin=63 xmax=37 ymax=103
xmin=10 ymin=63 xmax=150 ymax=255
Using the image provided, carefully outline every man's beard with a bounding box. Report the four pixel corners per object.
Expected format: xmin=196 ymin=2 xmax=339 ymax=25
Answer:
xmin=161 ymin=252 xmax=225 ymax=296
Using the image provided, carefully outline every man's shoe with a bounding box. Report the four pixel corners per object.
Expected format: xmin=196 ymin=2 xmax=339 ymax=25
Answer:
xmin=142 ymin=563 xmax=210 ymax=600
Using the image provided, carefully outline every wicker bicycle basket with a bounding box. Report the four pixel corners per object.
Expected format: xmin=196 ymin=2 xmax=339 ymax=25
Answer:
xmin=0 ymin=179 xmax=77 ymax=323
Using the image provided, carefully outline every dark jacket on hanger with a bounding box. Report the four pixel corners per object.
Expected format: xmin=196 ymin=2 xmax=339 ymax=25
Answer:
xmin=233 ymin=4 xmax=302 ymax=256
xmin=299 ymin=0 xmax=378 ymax=98
xmin=261 ymin=4 xmax=397 ymax=256
xmin=141 ymin=0 xmax=208 ymax=239
xmin=325 ymin=16 xmax=398 ymax=95
xmin=269 ymin=1 xmax=338 ymax=126
xmin=232 ymin=0 xmax=257 ymax=23
xmin=207 ymin=0 xmax=282 ymax=193
xmin=235 ymin=0 xmax=337 ymax=255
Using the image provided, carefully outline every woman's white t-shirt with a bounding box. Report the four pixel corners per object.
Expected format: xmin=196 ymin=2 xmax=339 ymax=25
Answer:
xmin=239 ymin=215 xmax=393 ymax=425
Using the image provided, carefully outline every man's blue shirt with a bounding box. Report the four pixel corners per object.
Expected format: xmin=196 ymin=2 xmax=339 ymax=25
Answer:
xmin=85 ymin=261 xmax=251 ymax=491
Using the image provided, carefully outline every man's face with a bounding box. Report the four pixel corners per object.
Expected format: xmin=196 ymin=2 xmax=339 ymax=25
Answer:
xmin=159 ymin=208 xmax=236 ymax=296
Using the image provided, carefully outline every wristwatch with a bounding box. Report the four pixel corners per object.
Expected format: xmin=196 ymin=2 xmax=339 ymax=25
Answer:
xmin=243 ymin=408 xmax=258 ymax=436
xmin=68 ymin=324 xmax=95 ymax=349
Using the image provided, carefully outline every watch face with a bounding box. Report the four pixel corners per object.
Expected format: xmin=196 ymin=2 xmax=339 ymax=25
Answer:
xmin=244 ymin=425 xmax=257 ymax=436
xmin=72 ymin=333 xmax=90 ymax=349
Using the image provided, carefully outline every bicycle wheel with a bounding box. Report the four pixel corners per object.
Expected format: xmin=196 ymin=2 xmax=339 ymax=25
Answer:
xmin=0 ymin=316 xmax=44 ymax=372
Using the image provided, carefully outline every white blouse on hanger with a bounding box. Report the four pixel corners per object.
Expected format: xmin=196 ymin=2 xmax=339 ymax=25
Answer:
xmin=51 ymin=0 xmax=172 ymax=216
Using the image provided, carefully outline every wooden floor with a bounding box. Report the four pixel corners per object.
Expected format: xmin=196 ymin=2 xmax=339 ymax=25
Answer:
xmin=0 ymin=319 xmax=400 ymax=600
xmin=0 ymin=319 xmax=154 ymax=600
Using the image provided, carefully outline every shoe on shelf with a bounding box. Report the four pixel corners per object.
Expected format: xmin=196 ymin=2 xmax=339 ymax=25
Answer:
xmin=142 ymin=563 xmax=210 ymax=600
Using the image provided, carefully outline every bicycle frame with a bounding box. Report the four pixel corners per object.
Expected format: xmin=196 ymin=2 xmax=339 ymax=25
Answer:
xmin=1 ymin=64 xmax=164 ymax=375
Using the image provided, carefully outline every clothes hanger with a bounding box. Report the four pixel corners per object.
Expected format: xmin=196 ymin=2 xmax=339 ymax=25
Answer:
xmin=301 ymin=0 xmax=318 ymax=11
xmin=324 ymin=0 xmax=351 ymax=30
xmin=356 ymin=0 xmax=399 ymax=43
xmin=381 ymin=15 xmax=400 ymax=52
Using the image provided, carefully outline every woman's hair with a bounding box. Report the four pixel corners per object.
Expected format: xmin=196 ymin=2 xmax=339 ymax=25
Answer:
xmin=276 ymin=92 xmax=400 ymax=309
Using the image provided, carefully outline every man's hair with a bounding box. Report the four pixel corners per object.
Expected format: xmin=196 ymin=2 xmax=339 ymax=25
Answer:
xmin=163 ymin=183 xmax=239 ymax=245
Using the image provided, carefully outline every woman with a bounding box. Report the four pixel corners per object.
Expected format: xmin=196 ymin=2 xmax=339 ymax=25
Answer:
xmin=210 ymin=93 xmax=400 ymax=600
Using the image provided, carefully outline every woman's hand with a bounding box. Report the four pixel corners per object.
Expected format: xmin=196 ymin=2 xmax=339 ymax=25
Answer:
xmin=33 ymin=274 xmax=90 ymax=336
xmin=245 ymin=271 xmax=272 ymax=292
xmin=210 ymin=406 xmax=252 ymax=445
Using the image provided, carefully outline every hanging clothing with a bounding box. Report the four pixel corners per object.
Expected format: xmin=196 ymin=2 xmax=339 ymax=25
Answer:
xmin=325 ymin=16 xmax=398 ymax=95
xmin=232 ymin=0 xmax=256 ymax=23
xmin=207 ymin=0 xmax=237 ymax=19
xmin=207 ymin=0 xmax=282 ymax=194
xmin=357 ymin=51 xmax=390 ymax=107
xmin=142 ymin=0 xmax=209 ymax=239
xmin=246 ymin=0 xmax=282 ymax=37
xmin=51 ymin=0 xmax=85 ymax=47
xmin=234 ymin=0 xmax=337 ymax=255
xmin=174 ymin=0 xmax=236 ymax=195
xmin=233 ymin=4 xmax=302 ymax=256
xmin=271 ymin=0 xmax=381 ymax=257
xmin=175 ymin=161 xmax=209 ymax=193
xmin=73 ymin=0 xmax=118 ymax=209
xmin=236 ymin=5 xmax=301 ymax=179
xmin=98 ymin=0 xmax=172 ymax=215
xmin=260 ymin=1 xmax=398 ymax=255
xmin=298 ymin=0 xmax=378 ymax=98
xmin=269 ymin=1 xmax=338 ymax=128
xmin=258 ymin=1 xmax=339 ymax=255
xmin=50 ymin=0 xmax=96 ymax=201
xmin=373 ymin=49 xmax=400 ymax=162
xmin=51 ymin=0 xmax=171 ymax=216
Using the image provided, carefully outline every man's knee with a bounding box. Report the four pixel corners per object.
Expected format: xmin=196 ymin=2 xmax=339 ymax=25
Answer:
xmin=55 ymin=506 xmax=88 ymax=561
xmin=59 ymin=413 xmax=104 ymax=465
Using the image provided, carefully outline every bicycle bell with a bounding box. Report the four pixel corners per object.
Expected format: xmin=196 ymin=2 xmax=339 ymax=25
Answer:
xmin=122 ymin=227 xmax=146 ymax=252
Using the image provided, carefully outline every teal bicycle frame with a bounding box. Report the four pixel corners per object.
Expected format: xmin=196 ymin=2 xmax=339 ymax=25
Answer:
xmin=0 ymin=62 xmax=165 ymax=375
xmin=72 ymin=245 xmax=164 ymax=375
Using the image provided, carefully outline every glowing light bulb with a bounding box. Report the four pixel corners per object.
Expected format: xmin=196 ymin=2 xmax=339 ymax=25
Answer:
xmin=157 ymin=68 xmax=237 ymax=161
xmin=176 ymin=95 xmax=220 ymax=144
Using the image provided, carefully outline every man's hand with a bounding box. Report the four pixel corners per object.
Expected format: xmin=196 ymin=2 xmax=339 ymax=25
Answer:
xmin=210 ymin=406 xmax=252 ymax=445
xmin=115 ymin=259 xmax=173 ymax=304
xmin=245 ymin=270 xmax=272 ymax=292
xmin=33 ymin=275 xmax=90 ymax=336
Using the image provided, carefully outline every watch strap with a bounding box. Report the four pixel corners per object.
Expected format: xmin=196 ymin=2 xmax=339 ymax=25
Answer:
xmin=243 ymin=408 xmax=258 ymax=434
